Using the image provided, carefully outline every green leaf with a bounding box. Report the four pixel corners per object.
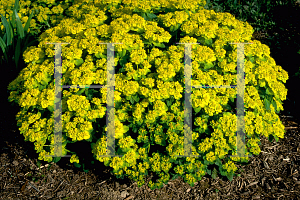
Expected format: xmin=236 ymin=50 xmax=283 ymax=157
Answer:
xmin=194 ymin=107 xmax=201 ymax=114
xmin=271 ymin=99 xmax=278 ymax=113
xmin=14 ymin=0 xmax=20 ymax=13
xmin=170 ymin=26 xmax=175 ymax=32
xmin=265 ymin=87 xmax=273 ymax=95
xmin=47 ymin=105 xmax=54 ymax=112
xmin=24 ymin=10 xmax=35 ymax=33
xmin=141 ymin=13 xmax=147 ymax=20
xmin=95 ymin=52 xmax=102 ymax=58
xmin=274 ymin=135 xmax=279 ymax=142
xmin=204 ymin=38 xmax=213 ymax=46
xmin=0 ymin=37 xmax=7 ymax=58
xmin=214 ymin=158 xmax=222 ymax=167
xmin=13 ymin=9 xmax=24 ymax=39
xmin=220 ymin=170 xmax=227 ymax=176
xmin=264 ymin=98 xmax=271 ymax=111
xmin=74 ymin=162 xmax=81 ymax=168
xmin=249 ymin=56 xmax=255 ymax=63
xmin=76 ymin=88 xmax=86 ymax=95
xmin=74 ymin=58 xmax=84 ymax=66
xmin=130 ymin=96 xmax=134 ymax=104
xmin=132 ymin=94 xmax=140 ymax=103
xmin=0 ymin=13 xmax=13 ymax=46
xmin=153 ymin=42 xmax=165 ymax=48
xmin=204 ymin=62 xmax=214 ymax=70
xmin=84 ymin=88 xmax=89 ymax=96
xmin=127 ymin=47 xmax=134 ymax=51
xmin=40 ymin=76 xmax=51 ymax=85
xmin=227 ymin=172 xmax=234 ymax=181
xmin=14 ymin=35 xmax=21 ymax=67
xmin=166 ymin=99 xmax=171 ymax=107
xmin=120 ymin=48 xmax=126 ymax=57
xmin=119 ymin=54 xmax=129 ymax=66
xmin=146 ymin=13 xmax=157 ymax=19
xmin=52 ymin=156 xmax=61 ymax=163
xmin=38 ymin=84 xmax=47 ymax=91
xmin=206 ymin=168 xmax=212 ymax=175
xmin=11 ymin=13 xmax=16 ymax=31
xmin=171 ymin=173 xmax=180 ymax=180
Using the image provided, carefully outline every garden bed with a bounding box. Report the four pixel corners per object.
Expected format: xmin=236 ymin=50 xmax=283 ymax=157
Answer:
xmin=1 ymin=1 xmax=300 ymax=199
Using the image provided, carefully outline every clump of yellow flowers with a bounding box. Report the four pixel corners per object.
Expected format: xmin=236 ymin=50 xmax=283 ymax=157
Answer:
xmin=7 ymin=0 xmax=289 ymax=191
xmin=0 ymin=0 xmax=76 ymax=37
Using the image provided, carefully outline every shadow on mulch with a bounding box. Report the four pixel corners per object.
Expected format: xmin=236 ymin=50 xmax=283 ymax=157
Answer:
xmin=1 ymin=1 xmax=300 ymax=199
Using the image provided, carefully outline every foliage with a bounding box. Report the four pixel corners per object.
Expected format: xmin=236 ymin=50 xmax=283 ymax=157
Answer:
xmin=0 ymin=0 xmax=76 ymax=37
xmin=204 ymin=0 xmax=299 ymax=34
xmin=0 ymin=0 xmax=39 ymax=73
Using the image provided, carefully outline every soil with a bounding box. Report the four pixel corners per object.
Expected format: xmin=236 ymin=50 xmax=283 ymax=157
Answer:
xmin=1 ymin=1 xmax=300 ymax=199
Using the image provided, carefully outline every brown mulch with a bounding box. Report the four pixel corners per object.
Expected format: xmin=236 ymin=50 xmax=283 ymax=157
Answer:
xmin=1 ymin=1 xmax=300 ymax=199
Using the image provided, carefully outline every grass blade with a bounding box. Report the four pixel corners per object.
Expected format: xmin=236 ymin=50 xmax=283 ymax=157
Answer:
xmin=0 ymin=36 xmax=8 ymax=62
xmin=0 ymin=38 xmax=7 ymax=64
xmin=21 ymin=32 xmax=30 ymax=52
xmin=10 ymin=0 xmax=20 ymax=30
xmin=11 ymin=10 xmax=16 ymax=30
xmin=2 ymin=32 xmax=7 ymax=43
xmin=14 ymin=9 xmax=24 ymax=39
xmin=8 ymin=18 xmax=15 ymax=45
xmin=14 ymin=0 xmax=20 ymax=13
xmin=14 ymin=35 xmax=21 ymax=68
xmin=24 ymin=10 xmax=35 ymax=33
xmin=0 ymin=13 xmax=12 ymax=46
xmin=0 ymin=36 xmax=6 ymax=52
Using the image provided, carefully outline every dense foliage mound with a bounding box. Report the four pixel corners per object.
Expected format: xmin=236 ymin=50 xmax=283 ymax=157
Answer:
xmin=6 ymin=0 xmax=289 ymax=190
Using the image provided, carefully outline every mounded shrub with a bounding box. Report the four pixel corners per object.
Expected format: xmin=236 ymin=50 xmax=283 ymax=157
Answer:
xmin=7 ymin=0 xmax=289 ymax=190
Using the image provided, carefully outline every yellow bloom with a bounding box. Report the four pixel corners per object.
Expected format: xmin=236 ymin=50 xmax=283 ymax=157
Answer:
xmin=206 ymin=151 xmax=217 ymax=163
xmin=70 ymin=154 xmax=80 ymax=164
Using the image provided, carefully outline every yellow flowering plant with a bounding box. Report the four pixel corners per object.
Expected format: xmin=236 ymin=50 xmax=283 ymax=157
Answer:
xmin=6 ymin=0 xmax=290 ymax=191
xmin=0 ymin=0 xmax=80 ymax=38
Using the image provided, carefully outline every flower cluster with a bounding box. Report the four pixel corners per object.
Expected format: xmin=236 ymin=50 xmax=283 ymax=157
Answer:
xmin=0 ymin=0 xmax=76 ymax=36
xmin=70 ymin=154 xmax=80 ymax=164
xmin=222 ymin=161 xmax=238 ymax=173
xmin=158 ymin=11 xmax=189 ymax=31
xmin=118 ymin=136 xmax=136 ymax=152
